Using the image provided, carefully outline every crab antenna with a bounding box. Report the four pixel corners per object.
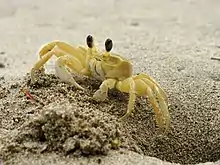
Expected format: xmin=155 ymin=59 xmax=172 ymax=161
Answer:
xmin=86 ymin=35 xmax=94 ymax=48
xmin=105 ymin=38 xmax=113 ymax=52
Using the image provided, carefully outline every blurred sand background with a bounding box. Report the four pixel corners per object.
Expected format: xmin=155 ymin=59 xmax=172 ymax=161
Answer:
xmin=0 ymin=0 xmax=220 ymax=164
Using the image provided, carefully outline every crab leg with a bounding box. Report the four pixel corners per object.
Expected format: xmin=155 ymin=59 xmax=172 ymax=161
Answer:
xmin=115 ymin=76 xmax=170 ymax=131
xmin=145 ymin=83 xmax=169 ymax=131
xmin=140 ymin=78 xmax=170 ymax=131
xmin=31 ymin=44 xmax=71 ymax=83
xmin=31 ymin=50 xmax=55 ymax=83
xmin=31 ymin=43 xmax=91 ymax=86
xmin=137 ymin=73 xmax=167 ymax=103
xmin=38 ymin=41 xmax=86 ymax=63
xmin=31 ymin=41 xmax=89 ymax=83
xmin=119 ymin=78 xmax=136 ymax=120
xmin=93 ymin=78 xmax=117 ymax=101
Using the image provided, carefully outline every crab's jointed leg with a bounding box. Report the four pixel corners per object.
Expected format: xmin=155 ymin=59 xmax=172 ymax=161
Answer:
xmin=31 ymin=49 xmax=55 ymax=83
xmin=30 ymin=41 xmax=92 ymax=88
xmin=118 ymin=78 xmax=137 ymax=120
xmin=93 ymin=79 xmax=117 ymax=101
xmin=31 ymin=46 xmax=84 ymax=90
xmin=115 ymin=73 xmax=170 ymax=132
xmin=140 ymin=75 xmax=170 ymax=130
xmin=140 ymin=74 xmax=168 ymax=103
xmin=38 ymin=41 xmax=87 ymax=63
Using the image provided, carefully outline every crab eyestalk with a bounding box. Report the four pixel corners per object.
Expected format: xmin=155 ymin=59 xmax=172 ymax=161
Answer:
xmin=105 ymin=38 xmax=113 ymax=52
xmin=86 ymin=35 xmax=94 ymax=48
xmin=103 ymin=38 xmax=113 ymax=59
xmin=86 ymin=34 xmax=98 ymax=57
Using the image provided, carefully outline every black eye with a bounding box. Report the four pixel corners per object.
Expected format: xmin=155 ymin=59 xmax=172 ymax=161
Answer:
xmin=105 ymin=38 xmax=113 ymax=52
xmin=86 ymin=35 xmax=93 ymax=48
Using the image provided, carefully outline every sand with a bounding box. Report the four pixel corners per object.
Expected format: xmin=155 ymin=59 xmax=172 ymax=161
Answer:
xmin=0 ymin=0 xmax=220 ymax=165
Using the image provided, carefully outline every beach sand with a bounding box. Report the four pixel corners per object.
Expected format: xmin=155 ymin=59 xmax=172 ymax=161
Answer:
xmin=0 ymin=0 xmax=220 ymax=164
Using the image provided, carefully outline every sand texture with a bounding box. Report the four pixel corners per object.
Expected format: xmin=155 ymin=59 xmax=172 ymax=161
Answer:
xmin=0 ymin=0 xmax=220 ymax=165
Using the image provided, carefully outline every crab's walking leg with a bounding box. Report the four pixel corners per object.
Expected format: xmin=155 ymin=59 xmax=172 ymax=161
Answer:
xmin=146 ymin=86 xmax=166 ymax=129
xmin=142 ymin=78 xmax=170 ymax=130
xmin=31 ymin=41 xmax=89 ymax=83
xmin=153 ymin=83 xmax=170 ymax=129
xmin=119 ymin=78 xmax=136 ymax=120
xmin=31 ymin=50 xmax=54 ymax=83
xmin=138 ymin=73 xmax=167 ymax=103
xmin=55 ymin=55 xmax=85 ymax=90
xmin=93 ymin=79 xmax=117 ymax=101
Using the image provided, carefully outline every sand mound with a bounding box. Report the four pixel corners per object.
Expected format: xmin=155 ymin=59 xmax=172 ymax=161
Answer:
xmin=2 ymin=103 xmax=121 ymax=157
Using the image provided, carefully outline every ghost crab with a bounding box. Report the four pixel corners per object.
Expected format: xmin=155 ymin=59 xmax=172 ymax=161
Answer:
xmin=30 ymin=35 xmax=170 ymax=132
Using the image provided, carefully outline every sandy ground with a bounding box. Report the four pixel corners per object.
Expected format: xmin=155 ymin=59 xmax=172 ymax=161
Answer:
xmin=0 ymin=0 xmax=220 ymax=165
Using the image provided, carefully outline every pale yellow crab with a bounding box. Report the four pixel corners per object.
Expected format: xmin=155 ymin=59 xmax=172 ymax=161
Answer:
xmin=30 ymin=35 xmax=170 ymax=132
